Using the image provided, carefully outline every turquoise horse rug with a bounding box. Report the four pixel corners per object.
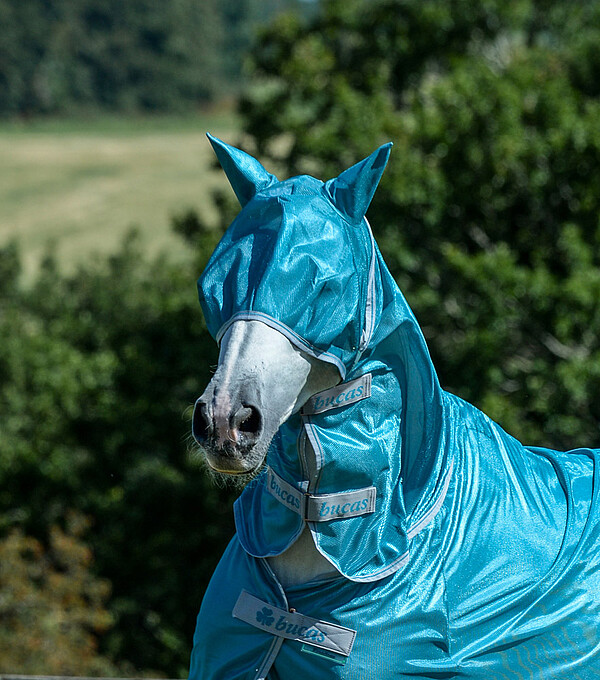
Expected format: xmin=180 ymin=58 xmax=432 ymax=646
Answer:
xmin=187 ymin=135 xmax=600 ymax=679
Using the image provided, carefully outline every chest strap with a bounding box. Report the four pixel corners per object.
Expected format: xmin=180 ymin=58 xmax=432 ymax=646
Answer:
xmin=266 ymin=466 xmax=376 ymax=522
xmin=233 ymin=590 xmax=356 ymax=657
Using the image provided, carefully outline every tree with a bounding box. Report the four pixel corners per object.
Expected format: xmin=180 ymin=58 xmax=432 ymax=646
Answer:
xmin=0 ymin=0 xmax=316 ymax=116
xmin=3 ymin=1 xmax=600 ymax=675
xmin=237 ymin=0 xmax=600 ymax=449
xmin=0 ymin=229 xmax=235 ymax=674
xmin=0 ymin=515 xmax=122 ymax=675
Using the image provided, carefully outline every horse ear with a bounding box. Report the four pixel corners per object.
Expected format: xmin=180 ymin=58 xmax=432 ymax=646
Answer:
xmin=325 ymin=143 xmax=392 ymax=224
xmin=207 ymin=133 xmax=278 ymax=207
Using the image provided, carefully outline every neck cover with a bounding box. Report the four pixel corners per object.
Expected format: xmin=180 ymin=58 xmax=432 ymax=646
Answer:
xmin=198 ymin=135 xmax=450 ymax=581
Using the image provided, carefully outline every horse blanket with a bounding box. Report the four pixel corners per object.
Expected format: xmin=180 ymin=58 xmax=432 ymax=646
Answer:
xmin=188 ymin=135 xmax=600 ymax=679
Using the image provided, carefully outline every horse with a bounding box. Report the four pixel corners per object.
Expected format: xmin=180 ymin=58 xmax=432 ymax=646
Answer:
xmin=187 ymin=134 xmax=600 ymax=679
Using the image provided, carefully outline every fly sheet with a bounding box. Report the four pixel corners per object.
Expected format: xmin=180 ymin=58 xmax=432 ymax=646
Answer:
xmin=188 ymin=135 xmax=600 ymax=679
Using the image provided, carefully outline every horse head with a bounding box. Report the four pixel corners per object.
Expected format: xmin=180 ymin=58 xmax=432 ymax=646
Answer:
xmin=192 ymin=134 xmax=392 ymax=478
xmin=193 ymin=319 xmax=340 ymax=475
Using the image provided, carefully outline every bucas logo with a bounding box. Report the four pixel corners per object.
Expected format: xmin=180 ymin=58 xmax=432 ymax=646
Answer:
xmin=302 ymin=374 xmax=371 ymax=416
xmin=269 ymin=473 xmax=301 ymax=510
xmin=255 ymin=608 xmax=328 ymax=644
xmin=266 ymin=465 xmax=377 ymax=522
xmin=312 ymin=384 xmax=365 ymax=413
xmin=317 ymin=497 xmax=370 ymax=518
xmin=233 ymin=590 xmax=357 ymax=658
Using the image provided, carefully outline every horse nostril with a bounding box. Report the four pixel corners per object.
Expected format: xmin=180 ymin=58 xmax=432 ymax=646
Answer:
xmin=232 ymin=405 xmax=262 ymax=438
xmin=192 ymin=400 xmax=211 ymax=444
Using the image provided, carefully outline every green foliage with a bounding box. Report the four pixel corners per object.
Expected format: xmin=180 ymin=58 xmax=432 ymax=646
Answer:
xmin=0 ymin=0 xmax=224 ymax=115
xmin=240 ymin=0 xmax=600 ymax=449
xmin=3 ymin=0 xmax=600 ymax=676
xmin=0 ymin=0 xmax=315 ymax=116
xmin=0 ymin=514 xmax=121 ymax=675
xmin=0 ymin=229 xmax=235 ymax=674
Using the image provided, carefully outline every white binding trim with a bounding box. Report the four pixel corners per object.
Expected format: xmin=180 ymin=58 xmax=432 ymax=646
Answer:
xmin=407 ymin=458 xmax=454 ymax=540
xmin=254 ymin=636 xmax=284 ymax=680
xmin=299 ymin=458 xmax=453 ymax=582
xmin=216 ymin=311 xmax=346 ymax=380
xmin=303 ymin=419 xmax=325 ymax=481
xmin=357 ymin=219 xmax=377 ymax=359
xmin=253 ymin=560 xmax=289 ymax=680
xmin=348 ymin=459 xmax=453 ymax=582
xmin=346 ymin=549 xmax=411 ymax=583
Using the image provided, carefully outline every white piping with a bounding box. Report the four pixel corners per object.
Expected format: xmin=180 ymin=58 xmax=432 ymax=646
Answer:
xmin=217 ymin=310 xmax=346 ymax=380
xmin=407 ymin=459 xmax=454 ymax=540
xmin=253 ymin=636 xmax=284 ymax=680
xmin=346 ymin=461 xmax=453 ymax=583
xmin=357 ymin=219 xmax=377 ymax=360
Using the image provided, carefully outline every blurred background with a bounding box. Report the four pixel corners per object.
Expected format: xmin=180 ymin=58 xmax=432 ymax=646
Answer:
xmin=1 ymin=0 xmax=599 ymax=676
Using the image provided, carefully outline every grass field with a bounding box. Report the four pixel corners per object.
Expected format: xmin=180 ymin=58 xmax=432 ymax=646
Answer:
xmin=0 ymin=111 xmax=239 ymax=279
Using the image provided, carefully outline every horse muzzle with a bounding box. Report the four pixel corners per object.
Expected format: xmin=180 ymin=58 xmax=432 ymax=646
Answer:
xmin=192 ymin=398 xmax=265 ymax=474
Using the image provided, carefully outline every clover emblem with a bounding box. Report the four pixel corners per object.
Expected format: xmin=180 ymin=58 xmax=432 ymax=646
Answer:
xmin=256 ymin=606 xmax=274 ymax=626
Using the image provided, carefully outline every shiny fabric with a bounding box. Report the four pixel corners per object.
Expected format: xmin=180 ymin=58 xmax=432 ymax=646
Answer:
xmin=189 ymin=136 xmax=600 ymax=679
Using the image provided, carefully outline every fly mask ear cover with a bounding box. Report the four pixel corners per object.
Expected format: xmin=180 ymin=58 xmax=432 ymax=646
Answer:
xmin=199 ymin=135 xmax=392 ymax=377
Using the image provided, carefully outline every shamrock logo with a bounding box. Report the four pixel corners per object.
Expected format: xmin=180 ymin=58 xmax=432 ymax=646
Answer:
xmin=256 ymin=606 xmax=275 ymax=626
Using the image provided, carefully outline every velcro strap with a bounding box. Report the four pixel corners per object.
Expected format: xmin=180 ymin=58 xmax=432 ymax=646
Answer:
xmin=266 ymin=467 xmax=376 ymax=522
xmin=233 ymin=590 xmax=356 ymax=657
xmin=301 ymin=373 xmax=371 ymax=416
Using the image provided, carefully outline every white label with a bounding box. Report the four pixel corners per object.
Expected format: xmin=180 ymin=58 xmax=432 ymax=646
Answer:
xmin=265 ymin=467 xmax=376 ymax=522
xmin=233 ymin=590 xmax=356 ymax=657
xmin=302 ymin=374 xmax=371 ymax=416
